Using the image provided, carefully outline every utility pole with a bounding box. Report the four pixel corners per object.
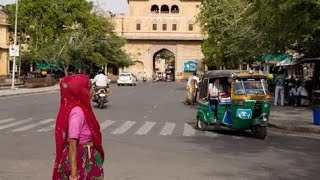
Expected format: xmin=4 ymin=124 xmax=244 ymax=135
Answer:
xmin=11 ymin=0 xmax=19 ymax=89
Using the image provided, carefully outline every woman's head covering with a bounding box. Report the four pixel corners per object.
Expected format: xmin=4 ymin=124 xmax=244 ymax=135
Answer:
xmin=52 ymin=74 xmax=104 ymax=179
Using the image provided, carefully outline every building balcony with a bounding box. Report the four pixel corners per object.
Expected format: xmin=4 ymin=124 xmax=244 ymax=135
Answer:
xmin=117 ymin=32 xmax=205 ymax=41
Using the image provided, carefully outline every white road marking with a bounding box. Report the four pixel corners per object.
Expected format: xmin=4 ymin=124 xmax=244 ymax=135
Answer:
xmin=100 ymin=120 xmax=115 ymax=130
xmin=111 ymin=121 xmax=136 ymax=135
xmin=37 ymin=124 xmax=55 ymax=132
xmin=183 ymin=123 xmax=196 ymax=136
xmin=0 ymin=118 xmax=33 ymax=130
xmin=0 ymin=118 xmax=15 ymax=124
xmin=135 ymin=121 xmax=156 ymax=135
xmin=12 ymin=118 xmax=55 ymax=132
xmin=160 ymin=122 xmax=176 ymax=136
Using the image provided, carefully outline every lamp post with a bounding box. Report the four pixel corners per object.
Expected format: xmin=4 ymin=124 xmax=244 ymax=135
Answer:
xmin=11 ymin=0 xmax=19 ymax=89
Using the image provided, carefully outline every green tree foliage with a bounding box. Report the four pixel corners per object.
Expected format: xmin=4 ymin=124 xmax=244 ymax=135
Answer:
xmin=253 ymin=0 xmax=320 ymax=58
xmin=3 ymin=0 xmax=131 ymax=76
xmin=156 ymin=50 xmax=175 ymax=60
xmin=198 ymin=0 xmax=257 ymax=69
xmin=198 ymin=0 xmax=320 ymax=69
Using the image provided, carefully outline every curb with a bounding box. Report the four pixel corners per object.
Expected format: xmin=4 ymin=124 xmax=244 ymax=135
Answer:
xmin=268 ymin=122 xmax=320 ymax=134
xmin=0 ymin=88 xmax=59 ymax=98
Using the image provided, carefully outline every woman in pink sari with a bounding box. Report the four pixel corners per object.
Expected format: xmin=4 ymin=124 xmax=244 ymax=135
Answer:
xmin=52 ymin=74 xmax=104 ymax=180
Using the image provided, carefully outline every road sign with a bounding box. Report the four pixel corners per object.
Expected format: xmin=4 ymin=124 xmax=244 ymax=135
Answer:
xmin=9 ymin=44 xmax=19 ymax=57
xmin=184 ymin=60 xmax=198 ymax=72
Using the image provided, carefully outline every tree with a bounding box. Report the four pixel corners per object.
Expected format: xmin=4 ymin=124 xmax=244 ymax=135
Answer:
xmin=198 ymin=0 xmax=320 ymax=68
xmin=3 ymin=0 xmax=131 ymax=76
xmin=156 ymin=50 xmax=174 ymax=60
xmin=198 ymin=0 xmax=259 ymax=69
xmin=252 ymin=0 xmax=320 ymax=58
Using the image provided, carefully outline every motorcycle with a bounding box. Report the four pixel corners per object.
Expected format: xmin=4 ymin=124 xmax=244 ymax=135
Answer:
xmin=91 ymin=85 xmax=110 ymax=109
xmin=153 ymin=76 xmax=160 ymax=83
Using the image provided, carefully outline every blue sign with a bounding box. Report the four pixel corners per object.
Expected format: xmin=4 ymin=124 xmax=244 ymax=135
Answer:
xmin=184 ymin=61 xmax=198 ymax=72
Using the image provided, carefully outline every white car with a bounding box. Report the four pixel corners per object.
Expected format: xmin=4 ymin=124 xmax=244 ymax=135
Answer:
xmin=117 ymin=73 xmax=137 ymax=86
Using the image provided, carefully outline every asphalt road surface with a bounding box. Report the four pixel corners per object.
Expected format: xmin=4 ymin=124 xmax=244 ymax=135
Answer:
xmin=0 ymin=82 xmax=319 ymax=180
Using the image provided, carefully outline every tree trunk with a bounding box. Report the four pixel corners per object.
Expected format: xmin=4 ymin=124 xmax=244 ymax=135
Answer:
xmin=63 ymin=65 xmax=69 ymax=77
xmin=89 ymin=63 xmax=93 ymax=75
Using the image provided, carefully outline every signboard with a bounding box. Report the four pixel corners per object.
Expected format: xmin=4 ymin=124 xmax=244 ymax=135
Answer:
xmin=9 ymin=44 xmax=19 ymax=57
xmin=236 ymin=109 xmax=253 ymax=119
xmin=183 ymin=60 xmax=198 ymax=72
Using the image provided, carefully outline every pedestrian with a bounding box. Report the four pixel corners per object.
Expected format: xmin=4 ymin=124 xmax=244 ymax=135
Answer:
xmin=186 ymin=72 xmax=200 ymax=104
xmin=289 ymin=82 xmax=300 ymax=106
xmin=274 ymin=70 xmax=285 ymax=106
xmin=298 ymin=82 xmax=310 ymax=106
xmin=191 ymin=72 xmax=200 ymax=103
xmin=52 ymin=74 xmax=104 ymax=180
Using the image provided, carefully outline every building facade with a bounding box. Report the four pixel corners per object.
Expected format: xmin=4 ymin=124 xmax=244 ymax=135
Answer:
xmin=0 ymin=10 xmax=10 ymax=77
xmin=112 ymin=0 xmax=204 ymax=80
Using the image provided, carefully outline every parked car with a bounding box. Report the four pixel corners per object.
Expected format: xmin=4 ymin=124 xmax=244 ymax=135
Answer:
xmin=117 ymin=72 xmax=137 ymax=86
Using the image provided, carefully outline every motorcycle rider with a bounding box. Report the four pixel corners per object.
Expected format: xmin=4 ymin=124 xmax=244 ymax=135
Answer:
xmin=91 ymin=69 xmax=110 ymax=101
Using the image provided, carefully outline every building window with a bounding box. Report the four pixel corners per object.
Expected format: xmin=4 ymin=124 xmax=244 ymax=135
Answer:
xmin=161 ymin=5 xmax=169 ymax=13
xmin=151 ymin=5 xmax=159 ymax=13
xmin=172 ymin=24 xmax=177 ymax=31
xmin=162 ymin=24 xmax=167 ymax=31
xmin=171 ymin=5 xmax=179 ymax=13
xmin=188 ymin=24 xmax=194 ymax=31
xmin=136 ymin=24 xmax=141 ymax=30
xmin=153 ymin=24 xmax=157 ymax=31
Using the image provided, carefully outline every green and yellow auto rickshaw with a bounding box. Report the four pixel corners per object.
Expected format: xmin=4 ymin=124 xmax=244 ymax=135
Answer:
xmin=196 ymin=70 xmax=271 ymax=139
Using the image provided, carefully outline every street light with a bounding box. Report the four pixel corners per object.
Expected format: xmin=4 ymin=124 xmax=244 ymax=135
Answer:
xmin=11 ymin=0 xmax=19 ymax=89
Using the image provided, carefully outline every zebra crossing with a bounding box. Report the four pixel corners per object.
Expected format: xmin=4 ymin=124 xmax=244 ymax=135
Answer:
xmin=0 ymin=117 xmax=229 ymax=138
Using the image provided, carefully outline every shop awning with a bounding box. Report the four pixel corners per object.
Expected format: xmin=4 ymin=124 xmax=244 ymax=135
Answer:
xmin=36 ymin=62 xmax=58 ymax=71
xmin=257 ymin=53 xmax=292 ymax=65
xmin=276 ymin=58 xmax=293 ymax=66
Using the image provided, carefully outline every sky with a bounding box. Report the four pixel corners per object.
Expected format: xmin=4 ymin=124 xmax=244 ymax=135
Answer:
xmin=1 ymin=0 xmax=129 ymax=14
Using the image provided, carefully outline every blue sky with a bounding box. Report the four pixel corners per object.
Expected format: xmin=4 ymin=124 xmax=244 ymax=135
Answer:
xmin=1 ymin=0 xmax=128 ymax=13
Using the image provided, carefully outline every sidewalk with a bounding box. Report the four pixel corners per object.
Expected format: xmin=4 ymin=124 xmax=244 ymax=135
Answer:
xmin=269 ymin=106 xmax=320 ymax=134
xmin=0 ymin=84 xmax=60 ymax=97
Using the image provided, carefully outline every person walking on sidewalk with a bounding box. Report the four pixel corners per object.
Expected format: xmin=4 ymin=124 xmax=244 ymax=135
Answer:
xmin=52 ymin=74 xmax=104 ymax=180
xmin=274 ymin=70 xmax=285 ymax=106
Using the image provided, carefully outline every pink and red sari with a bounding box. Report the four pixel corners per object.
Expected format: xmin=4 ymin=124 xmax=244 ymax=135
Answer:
xmin=52 ymin=74 xmax=104 ymax=180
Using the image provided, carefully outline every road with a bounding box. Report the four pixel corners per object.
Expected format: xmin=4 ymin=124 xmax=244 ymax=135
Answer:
xmin=0 ymin=82 xmax=319 ymax=180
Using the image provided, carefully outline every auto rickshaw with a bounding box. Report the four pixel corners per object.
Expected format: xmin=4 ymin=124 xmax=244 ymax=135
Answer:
xmin=196 ymin=70 xmax=271 ymax=139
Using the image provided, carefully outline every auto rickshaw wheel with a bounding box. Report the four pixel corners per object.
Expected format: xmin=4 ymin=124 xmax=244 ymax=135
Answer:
xmin=196 ymin=117 xmax=206 ymax=131
xmin=255 ymin=126 xmax=267 ymax=140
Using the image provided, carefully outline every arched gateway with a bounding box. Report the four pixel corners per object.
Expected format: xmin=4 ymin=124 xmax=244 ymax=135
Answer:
xmin=153 ymin=48 xmax=176 ymax=81
xmin=111 ymin=0 xmax=205 ymax=81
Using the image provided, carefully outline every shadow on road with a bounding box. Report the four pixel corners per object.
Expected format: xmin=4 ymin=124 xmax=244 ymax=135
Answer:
xmin=182 ymin=123 xmax=320 ymax=180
